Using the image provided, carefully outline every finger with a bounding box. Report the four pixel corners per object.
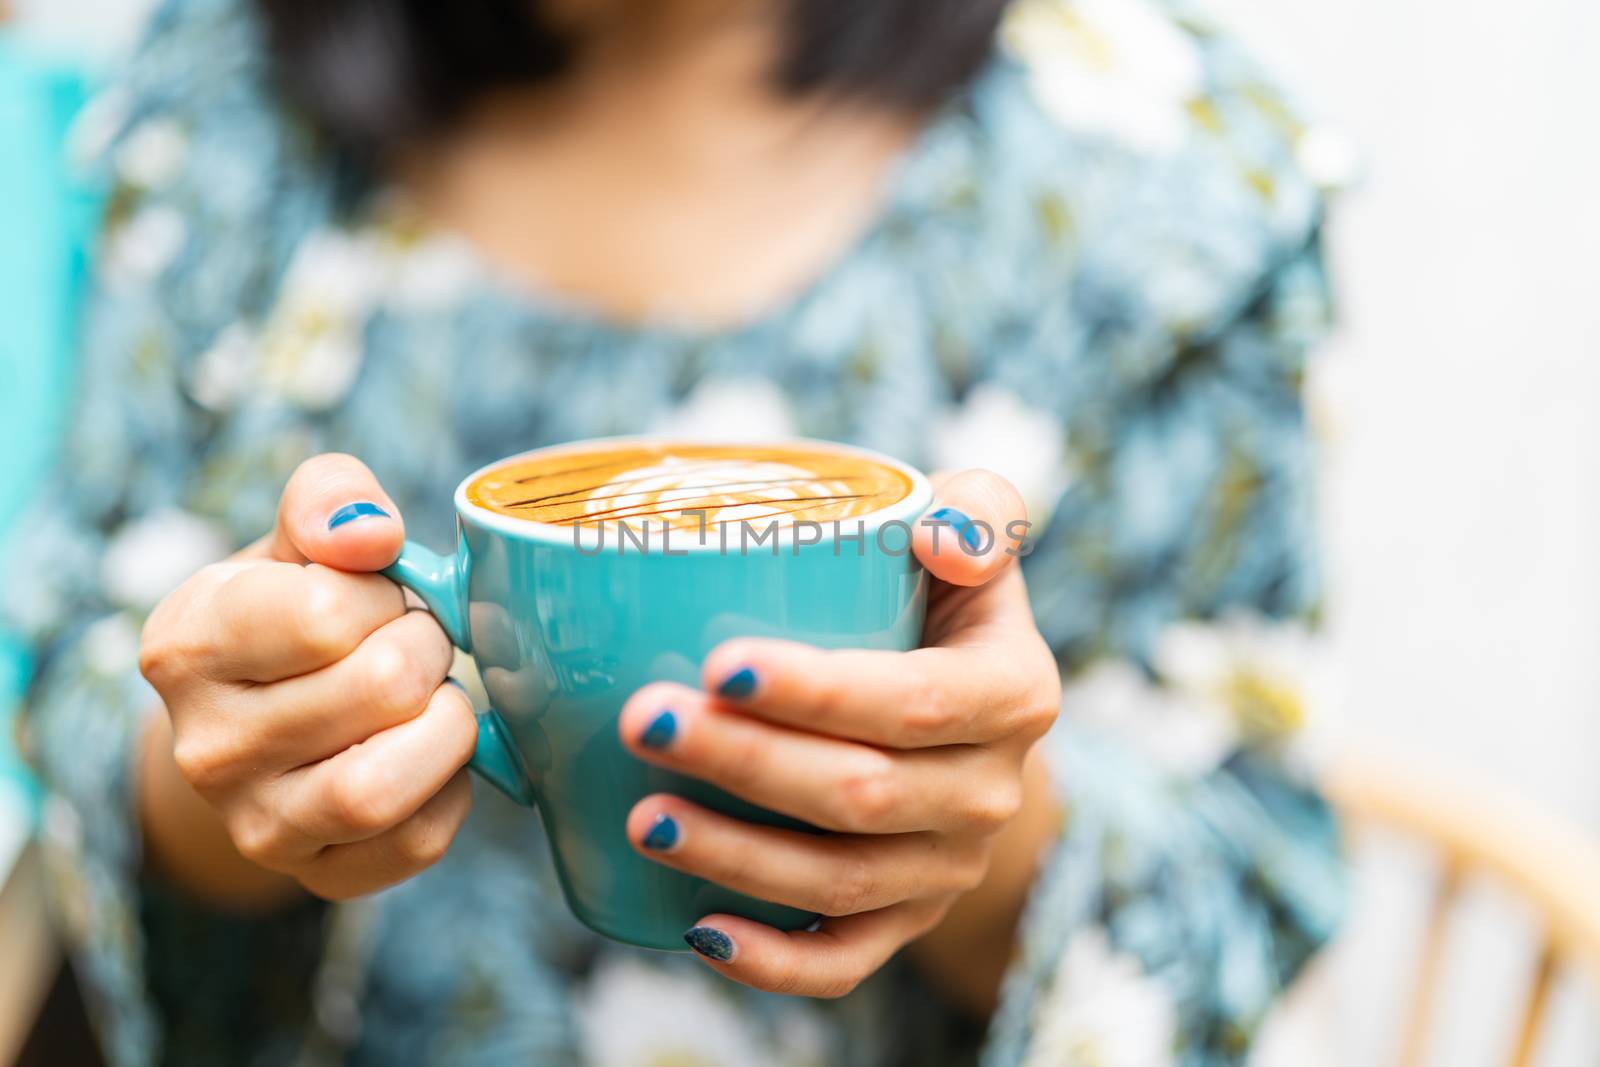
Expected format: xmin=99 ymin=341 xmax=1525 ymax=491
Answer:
xmin=296 ymin=769 xmax=473 ymax=900
xmin=701 ymin=634 xmax=1056 ymax=749
xmin=139 ymin=559 xmax=259 ymax=695
xmin=271 ymin=453 xmax=404 ymax=570
xmin=619 ymin=684 xmax=1022 ymax=835
xmin=681 ymin=899 xmax=949 ymax=998
xmin=222 ymin=682 xmax=475 ymax=869
xmin=625 ymin=795 xmax=984 ymax=916
xmin=283 ymin=681 xmax=478 ymax=846
xmin=911 ymin=469 xmax=1027 ymax=587
xmin=254 ymin=610 xmax=453 ymax=764
xmin=202 ymin=562 xmax=407 ymax=683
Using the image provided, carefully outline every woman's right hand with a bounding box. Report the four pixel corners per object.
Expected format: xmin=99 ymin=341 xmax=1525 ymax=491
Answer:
xmin=138 ymin=454 xmax=478 ymax=901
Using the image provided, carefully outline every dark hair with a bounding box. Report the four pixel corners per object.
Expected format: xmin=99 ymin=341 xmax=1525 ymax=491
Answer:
xmin=254 ymin=0 xmax=1008 ymax=152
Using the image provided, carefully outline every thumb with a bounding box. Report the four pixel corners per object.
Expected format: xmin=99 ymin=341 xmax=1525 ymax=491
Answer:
xmin=268 ymin=453 xmax=405 ymax=571
xmin=911 ymin=469 xmax=1028 ymax=587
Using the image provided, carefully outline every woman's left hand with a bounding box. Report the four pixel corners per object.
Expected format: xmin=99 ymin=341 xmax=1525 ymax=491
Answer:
xmin=618 ymin=470 xmax=1062 ymax=997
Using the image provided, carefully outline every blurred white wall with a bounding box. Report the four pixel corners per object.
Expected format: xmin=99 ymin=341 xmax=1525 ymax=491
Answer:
xmin=1218 ymin=0 xmax=1600 ymax=833
xmin=1211 ymin=1 xmax=1600 ymax=1064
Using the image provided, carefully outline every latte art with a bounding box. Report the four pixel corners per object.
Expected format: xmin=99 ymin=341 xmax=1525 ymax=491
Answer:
xmin=467 ymin=443 xmax=913 ymax=531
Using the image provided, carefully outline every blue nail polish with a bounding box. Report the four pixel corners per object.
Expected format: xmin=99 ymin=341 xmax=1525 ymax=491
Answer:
xmin=929 ymin=506 xmax=983 ymax=552
xmin=640 ymin=710 xmax=677 ymax=750
xmin=684 ymin=926 xmax=734 ymax=961
xmin=328 ymin=502 xmax=390 ymax=530
xmin=717 ymin=667 xmax=757 ymax=700
xmin=642 ymin=813 xmax=679 ymax=851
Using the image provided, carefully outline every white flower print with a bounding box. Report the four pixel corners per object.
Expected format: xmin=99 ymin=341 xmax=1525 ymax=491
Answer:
xmin=1153 ymin=613 xmax=1333 ymax=769
xmin=385 ymin=233 xmax=482 ymax=312
xmin=260 ymin=231 xmax=384 ymax=410
xmin=1022 ymin=927 xmax=1177 ymax=1067
xmin=929 ymin=383 xmax=1071 ymax=525
xmin=1002 ymin=0 xmax=1204 ymax=157
xmin=262 ymin=320 xmax=364 ymax=411
xmin=576 ymin=955 xmax=829 ymax=1067
xmin=1063 ymin=614 xmax=1331 ymax=776
xmin=1062 ymin=658 xmax=1237 ymax=777
xmin=101 ymin=205 xmax=186 ymax=286
xmin=114 ymin=119 xmax=189 ymax=190
xmin=99 ymin=509 xmax=231 ymax=612
xmin=81 ymin=614 xmax=143 ymax=678
xmin=650 ymin=378 xmax=799 ymax=442
xmin=1294 ymin=123 xmax=1363 ymax=192
xmin=187 ymin=324 xmax=259 ymax=412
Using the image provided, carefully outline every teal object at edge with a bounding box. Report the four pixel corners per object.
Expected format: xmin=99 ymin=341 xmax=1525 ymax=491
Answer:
xmin=0 ymin=35 xmax=103 ymax=818
xmin=0 ymin=35 xmax=99 ymax=534
xmin=386 ymin=439 xmax=930 ymax=951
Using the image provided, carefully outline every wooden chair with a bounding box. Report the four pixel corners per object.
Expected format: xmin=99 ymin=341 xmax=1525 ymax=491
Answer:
xmin=1325 ymin=750 xmax=1600 ymax=1067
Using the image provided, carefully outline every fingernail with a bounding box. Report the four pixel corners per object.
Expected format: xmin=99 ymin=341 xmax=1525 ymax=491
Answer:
xmin=639 ymin=710 xmax=677 ymax=750
xmin=642 ymin=813 xmax=679 ymax=851
xmin=717 ymin=667 xmax=757 ymax=700
xmin=328 ymin=502 xmax=390 ymax=530
xmin=684 ymin=926 xmax=735 ymax=962
xmin=929 ymin=506 xmax=982 ymax=552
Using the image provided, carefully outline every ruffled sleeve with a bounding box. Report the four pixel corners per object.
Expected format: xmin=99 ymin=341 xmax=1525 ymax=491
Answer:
xmin=2 ymin=2 xmax=338 ymax=1064
xmin=971 ymin=3 xmax=1345 ymax=1063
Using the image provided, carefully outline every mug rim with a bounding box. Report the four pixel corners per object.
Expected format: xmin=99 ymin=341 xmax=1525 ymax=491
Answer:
xmin=452 ymin=434 xmax=935 ymax=550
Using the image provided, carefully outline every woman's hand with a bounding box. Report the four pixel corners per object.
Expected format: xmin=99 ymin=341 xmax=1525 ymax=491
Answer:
xmin=137 ymin=455 xmax=477 ymax=903
xmin=618 ymin=470 xmax=1061 ymax=999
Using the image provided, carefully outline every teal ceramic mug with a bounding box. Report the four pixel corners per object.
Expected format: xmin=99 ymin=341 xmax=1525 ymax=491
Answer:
xmin=384 ymin=436 xmax=932 ymax=950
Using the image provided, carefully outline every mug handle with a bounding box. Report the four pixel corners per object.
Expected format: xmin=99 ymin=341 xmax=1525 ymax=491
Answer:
xmin=384 ymin=541 xmax=538 ymax=806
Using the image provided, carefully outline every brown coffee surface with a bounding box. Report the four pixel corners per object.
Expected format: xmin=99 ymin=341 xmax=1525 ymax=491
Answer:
xmin=466 ymin=442 xmax=912 ymax=531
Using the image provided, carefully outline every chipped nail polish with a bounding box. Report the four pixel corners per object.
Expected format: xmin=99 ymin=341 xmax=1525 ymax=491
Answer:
xmin=642 ymin=813 xmax=679 ymax=851
xmin=328 ymin=502 xmax=390 ymax=530
xmin=717 ymin=667 xmax=757 ymax=700
xmin=640 ymin=710 xmax=677 ymax=750
xmin=929 ymin=506 xmax=982 ymax=552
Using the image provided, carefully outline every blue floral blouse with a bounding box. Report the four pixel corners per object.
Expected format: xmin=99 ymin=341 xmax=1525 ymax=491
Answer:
xmin=4 ymin=0 xmax=1346 ymax=1063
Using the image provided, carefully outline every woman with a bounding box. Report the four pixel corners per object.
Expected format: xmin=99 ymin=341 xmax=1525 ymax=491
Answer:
xmin=5 ymin=0 xmax=1343 ymax=1063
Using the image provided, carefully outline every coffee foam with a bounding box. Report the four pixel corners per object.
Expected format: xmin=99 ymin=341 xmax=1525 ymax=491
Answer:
xmin=466 ymin=443 xmax=912 ymax=532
